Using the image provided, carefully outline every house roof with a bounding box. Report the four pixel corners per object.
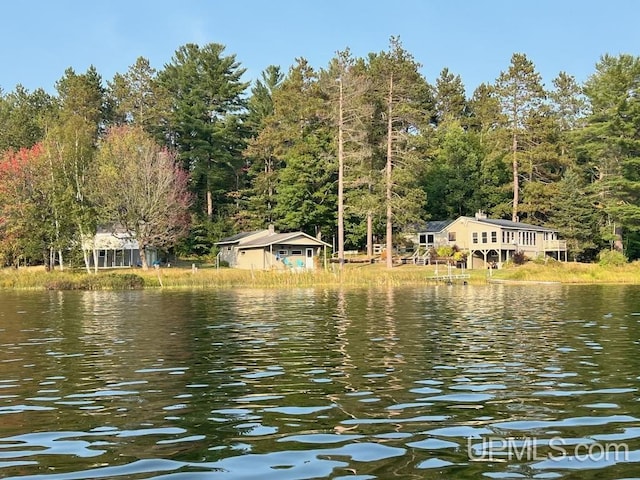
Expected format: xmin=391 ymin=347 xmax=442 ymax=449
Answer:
xmin=216 ymin=230 xmax=265 ymax=245
xmin=238 ymin=231 xmax=330 ymax=249
xmin=420 ymin=220 xmax=453 ymax=233
xmin=475 ymin=218 xmax=557 ymax=232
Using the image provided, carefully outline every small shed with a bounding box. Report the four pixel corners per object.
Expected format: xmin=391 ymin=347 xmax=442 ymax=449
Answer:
xmin=216 ymin=227 xmax=330 ymax=270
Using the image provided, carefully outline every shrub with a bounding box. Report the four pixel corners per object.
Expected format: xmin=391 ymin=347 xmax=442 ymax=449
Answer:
xmin=597 ymin=249 xmax=628 ymax=267
xmin=436 ymin=245 xmax=454 ymax=258
xmin=512 ymin=250 xmax=528 ymax=265
xmin=452 ymin=250 xmax=467 ymax=262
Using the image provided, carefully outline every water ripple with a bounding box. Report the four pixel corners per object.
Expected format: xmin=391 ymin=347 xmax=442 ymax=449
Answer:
xmin=1 ymin=286 xmax=640 ymax=479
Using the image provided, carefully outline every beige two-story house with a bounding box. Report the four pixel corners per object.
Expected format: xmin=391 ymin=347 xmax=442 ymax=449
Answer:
xmin=416 ymin=212 xmax=567 ymax=269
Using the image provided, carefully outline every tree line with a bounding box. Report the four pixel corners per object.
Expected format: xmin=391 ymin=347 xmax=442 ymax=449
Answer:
xmin=1 ymin=38 xmax=639 ymax=269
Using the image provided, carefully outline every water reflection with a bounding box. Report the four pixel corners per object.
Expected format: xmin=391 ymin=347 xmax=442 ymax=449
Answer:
xmin=0 ymin=285 xmax=639 ymax=479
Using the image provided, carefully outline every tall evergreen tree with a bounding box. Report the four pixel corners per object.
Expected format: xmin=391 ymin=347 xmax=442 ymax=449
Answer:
xmin=423 ymin=121 xmax=484 ymax=219
xmin=494 ymin=53 xmax=546 ymax=222
xmin=368 ymin=37 xmax=432 ymax=267
xmin=434 ymin=68 xmax=468 ymax=126
xmin=0 ymin=86 xmax=55 ymax=153
xmin=242 ymin=65 xmax=284 ymax=228
xmin=107 ymin=57 xmax=171 ymax=138
xmin=158 ymin=43 xmax=249 ymax=220
xmin=468 ymin=83 xmax=503 ymax=145
xmin=548 ymin=168 xmax=600 ymax=261
xmin=579 ymin=54 xmax=640 ymax=254
xmin=549 ymin=72 xmax=587 ymax=157
xmin=268 ymin=59 xmax=336 ymax=237
xmin=320 ymin=49 xmax=372 ymax=265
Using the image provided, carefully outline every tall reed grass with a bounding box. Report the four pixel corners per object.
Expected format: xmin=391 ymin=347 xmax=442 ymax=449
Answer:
xmin=0 ymin=261 xmax=638 ymax=290
xmin=490 ymin=261 xmax=640 ymax=284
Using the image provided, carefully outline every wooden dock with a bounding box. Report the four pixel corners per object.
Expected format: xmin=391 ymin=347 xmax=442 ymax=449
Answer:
xmin=428 ymin=264 xmax=470 ymax=284
xmin=429 ymin=273 xmax=470 ymax=284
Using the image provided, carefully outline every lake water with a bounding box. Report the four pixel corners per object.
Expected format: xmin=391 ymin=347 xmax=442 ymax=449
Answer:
xmin=1 ymin=285 xmax=639 ymax=479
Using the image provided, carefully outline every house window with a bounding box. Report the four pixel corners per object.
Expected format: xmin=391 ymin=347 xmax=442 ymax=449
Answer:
xmin=427 ymin=234 xmax=434 ymax=244
xmin=291 ymin=249 xmax=302 ymax=255
xmin=227 ymin=246 xmax=232 ymax=251
xmin=472 ymin=232 xmax=478 ymax=244
xmin=448 ymin=232 xmax=456 ymax=242
xmin=491 ymin=231 xmax=497 ymax=243
xmin=278 ymin=249 xmax=288 ymax=256
xmin=419 ymin=234 xmax=427 ymax=244
xmin=481 ymin=232 xmax=488 ymax=243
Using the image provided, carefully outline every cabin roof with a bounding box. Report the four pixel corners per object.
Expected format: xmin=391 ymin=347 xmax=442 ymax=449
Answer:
xmin=238 ymin=232 xmax=330 ymax=248
xmin=216 ymin=230 xmax=265 ymax=245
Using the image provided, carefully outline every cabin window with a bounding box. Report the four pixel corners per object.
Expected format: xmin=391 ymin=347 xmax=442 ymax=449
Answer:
xmin=419 ymin=233 xmax=426 ymax=244
xmin=491 ymin=231 xmax=497 ymax=243
xmin=291 ymin=249 xmax=303 ymax=255
xmin=481 ymin=232 xmax=488 ymax=243
xmin=278 ymin=249 xmax=288 ymax=256
xmin=472 ymin=232 xmax=478 ymax=244
xmin=448 ymin=232 xmax=456 ymax=242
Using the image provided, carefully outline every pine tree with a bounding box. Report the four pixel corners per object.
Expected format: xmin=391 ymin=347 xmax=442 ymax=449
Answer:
xmin=158 ymin=43 xmax=249 ymax=220
xmin=368 ymin=37 xmax=433 ymax=267
xmin=548 ymin=168 xmax=600 ymax=260
xmin=579 ymin=54 xmax=640 ymax=253
xmin=494 ymin=53 xmax=546 ymax=222
xmin=320 ymin=49 xmax=372 ymax=265
xmin=242 ymin=66 xmax=284 ymax=228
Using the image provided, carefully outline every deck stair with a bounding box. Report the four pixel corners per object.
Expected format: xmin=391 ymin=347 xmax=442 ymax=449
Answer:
xmin=402 ymin=250 xmax=429 ymax=265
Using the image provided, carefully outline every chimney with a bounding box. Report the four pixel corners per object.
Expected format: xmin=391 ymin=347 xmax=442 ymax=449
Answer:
xmin=268 ymin=224 xmax=275 ymax=234
xmin=475 ymin=210 xmax=487 ymax=220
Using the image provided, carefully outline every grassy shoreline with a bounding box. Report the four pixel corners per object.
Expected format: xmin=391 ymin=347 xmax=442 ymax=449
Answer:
xmin=0 ymin=261 xmax=639 ymax=290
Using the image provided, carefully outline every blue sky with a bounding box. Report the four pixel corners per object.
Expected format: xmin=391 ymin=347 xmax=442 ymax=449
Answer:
xmin=1 ymin=1 xmax=638 ymax=96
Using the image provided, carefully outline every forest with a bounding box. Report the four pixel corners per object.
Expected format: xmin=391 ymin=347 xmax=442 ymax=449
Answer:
xmin=0 ymin=37 xmax=639 ymax=269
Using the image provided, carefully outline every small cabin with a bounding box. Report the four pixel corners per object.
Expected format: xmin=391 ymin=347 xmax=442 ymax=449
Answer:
xmin=216 ymin=227 xmax=330 ymax=270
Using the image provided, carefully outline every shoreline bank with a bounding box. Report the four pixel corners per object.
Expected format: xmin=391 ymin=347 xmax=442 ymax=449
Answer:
xmin=0 ymin=262 xmax=639 ymax=290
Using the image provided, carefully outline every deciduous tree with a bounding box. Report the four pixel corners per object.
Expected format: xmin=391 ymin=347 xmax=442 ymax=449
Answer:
xmin=90 ymin=126 xmax=191 ymax=270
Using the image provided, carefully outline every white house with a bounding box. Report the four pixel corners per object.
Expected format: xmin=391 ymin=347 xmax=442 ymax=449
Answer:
xmin=82 ymin=226 xmax=157 ymax=268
